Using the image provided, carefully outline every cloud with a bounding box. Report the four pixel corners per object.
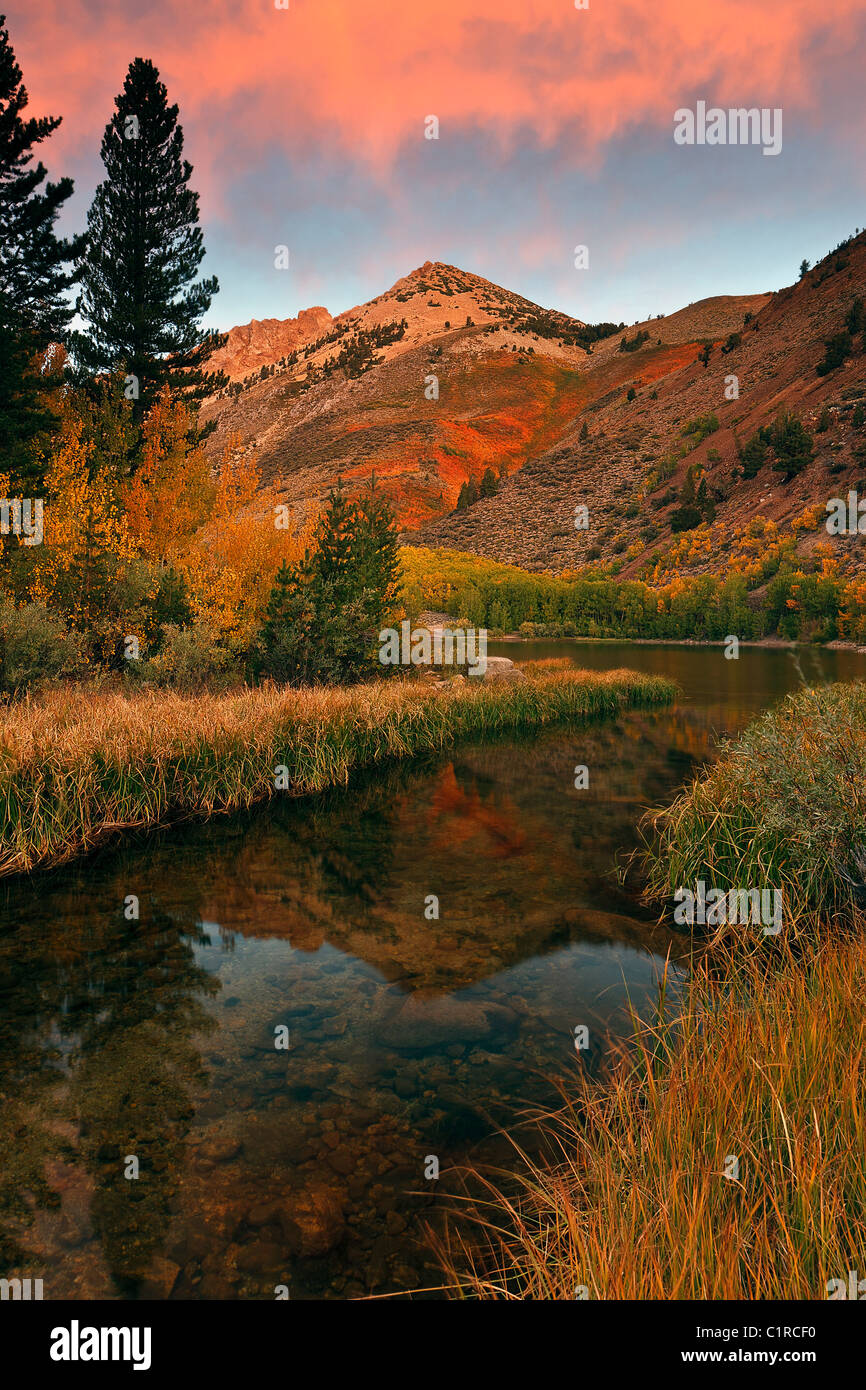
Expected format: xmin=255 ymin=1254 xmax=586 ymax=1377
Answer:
xmin=10 ymin=0 xmax=866 ymax=206
xmin=7 ymin=0 xmax=863 ymax=326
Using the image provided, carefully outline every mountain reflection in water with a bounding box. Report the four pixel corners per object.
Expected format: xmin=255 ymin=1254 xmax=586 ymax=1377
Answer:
xmin=1 ymin=641 xmax=863 ymax=1298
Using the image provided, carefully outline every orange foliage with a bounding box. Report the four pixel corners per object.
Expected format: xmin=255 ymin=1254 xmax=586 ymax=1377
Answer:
xmin=123 ymin=391 xmax=214 ymax=562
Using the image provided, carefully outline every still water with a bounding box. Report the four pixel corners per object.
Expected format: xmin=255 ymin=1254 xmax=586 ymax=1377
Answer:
xmin=1 ymin=642 xmax=863 ymax=1299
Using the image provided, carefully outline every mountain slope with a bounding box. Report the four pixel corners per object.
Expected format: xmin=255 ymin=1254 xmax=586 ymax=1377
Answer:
xmin=406 ymin=233 xmax=866 ymax=579
xmin=200 ymin=261 xmax=766 ymax=530
xmin=200 ymin=261 xmax=601 ymax=525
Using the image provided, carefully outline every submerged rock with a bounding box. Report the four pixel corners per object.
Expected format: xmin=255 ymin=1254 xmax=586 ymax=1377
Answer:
xmin=374 ymin=994 xmax=516 ymax=1049
xmin=289 ymin=1183 xmax=347 ymax=1256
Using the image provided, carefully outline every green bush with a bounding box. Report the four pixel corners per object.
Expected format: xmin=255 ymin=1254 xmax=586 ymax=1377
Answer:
xmin=817 ymin=331 xmax=853 ymax=376
xmin=0 ymin=598 xmax=83 ymax=694
xmin=131 ymin=621 xmax=235 ymax=692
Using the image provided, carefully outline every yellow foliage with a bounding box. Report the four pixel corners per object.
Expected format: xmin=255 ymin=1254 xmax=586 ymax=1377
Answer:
xmin=123 ymin=392 xmax=214 ymax=561
xmin=177 ymin=440 xmax=316 ymax=649
xmin=27 ymin=414 xmax=134 ymax=626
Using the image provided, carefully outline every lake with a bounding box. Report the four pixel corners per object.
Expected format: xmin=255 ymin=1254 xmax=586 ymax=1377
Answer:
xmin=1 ymin=642 xmax=863 ymax=1299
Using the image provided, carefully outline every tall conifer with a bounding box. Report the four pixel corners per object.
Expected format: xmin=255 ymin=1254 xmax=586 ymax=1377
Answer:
xmin=73 ymin=58 xmax=225 ymax=418
xmin=0 ymin=13 xmax=82 ymax=486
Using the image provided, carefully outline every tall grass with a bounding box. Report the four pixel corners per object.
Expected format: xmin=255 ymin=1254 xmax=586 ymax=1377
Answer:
xmin=436 ymin=685 xmax=866 ymax=1299
xmin=640 ymin=682 xmax=866 ymax=936
xmin=0 ymin=667 xmax=675 ymax=877
xmin=437 ymin=939 xmax=866 ymax=1299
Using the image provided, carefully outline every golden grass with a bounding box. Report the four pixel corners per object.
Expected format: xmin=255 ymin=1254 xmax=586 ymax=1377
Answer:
xmin=639 ymin=682 xmax=866 ymax=936
xmin=0 ymin=667 xmax=675 ymax=877
xmin=437 ymin=938 xmax=866 ymax=1299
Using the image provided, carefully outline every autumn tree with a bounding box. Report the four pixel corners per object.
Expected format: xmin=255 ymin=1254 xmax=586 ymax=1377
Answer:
xmin=123 ymin=391 xmax=214 ymax=562
xmin=25 ymin=411 xmax=134 ymax=643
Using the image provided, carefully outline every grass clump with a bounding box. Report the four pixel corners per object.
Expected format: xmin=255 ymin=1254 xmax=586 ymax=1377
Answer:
xmin=640 ymin=682 xmax=866 ymax=936
xmin=436 ymin=685 xmax=866 ymax=1299
xmin=438 ymin=938 xmax=866 ymax=1299
xmin=0 ymin=667 xmax=675 ymax=877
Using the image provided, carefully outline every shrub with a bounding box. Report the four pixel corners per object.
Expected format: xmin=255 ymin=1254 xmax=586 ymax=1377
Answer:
xmin=817 ymin=331 xmax=853 ymax=376
xmin=769 ymin=412 xmax=814 ymax=479
xmin=131 ymin=621 xmax=235 ymax=692
xmin=0 ymin=598 xmax=83 ymax=694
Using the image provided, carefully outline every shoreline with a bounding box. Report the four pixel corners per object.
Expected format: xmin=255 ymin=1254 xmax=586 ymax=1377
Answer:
xmin=493 ymin=633 xmax=866 ymax=653
xmin=0 ymin=668 xmax=676 ymax=879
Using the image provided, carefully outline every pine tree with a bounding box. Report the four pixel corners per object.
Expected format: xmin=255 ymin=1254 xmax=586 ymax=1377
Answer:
xmin=352 ymin=484 xmax=401 ymax=618
xmin=769 ymin=412 xmax=813 ymax=480
xmin=0 ymin=13 xmax=83 ymax=486
xmin=256 ymin=484 xmax=400 ymax=686
xmin=73 ymin=58 xmax=226 ymax=417
xmin=680 ymin=465 xmax=697 ymax=506
xmin=479 ymin=467 xmax=498 ymax=498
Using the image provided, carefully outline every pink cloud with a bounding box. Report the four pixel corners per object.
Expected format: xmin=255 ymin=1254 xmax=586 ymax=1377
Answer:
xmin=8 ymin=0 xmax=865 ymax=213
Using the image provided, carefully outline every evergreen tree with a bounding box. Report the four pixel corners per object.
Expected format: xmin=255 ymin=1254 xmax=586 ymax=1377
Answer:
xmin=844 ymin=297 xmax=864 ymax=336
xmin=352 ymin=484 xmax=401 ymax=617
xmin=0 ymin=13 xmax=83 ymax=487
xmin=695 ymin=475 xmax=715 ymax=523
xmin=817 ymin=331 xmax=853 ymax=376
xmin=256 ymin=484 xmax=401 ymax=686
xmin=669 ymin=465 xmax=703 ymax=532
xmin=680 ymin=465 xmax=697 ymax=506
xmin=72 ymin=58 xmax=226 ymax=418
xmin=479 ymin=467 xmax=498 ymax=498
xmin=769 ymin=412 xmax=813 ymax=480
xmin=739 ymin=428 xmax=769 ymax=478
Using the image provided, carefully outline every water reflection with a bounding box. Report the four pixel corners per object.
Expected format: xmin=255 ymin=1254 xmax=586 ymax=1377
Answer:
xmin=1 ymin=642 xmax=863 ymax=1298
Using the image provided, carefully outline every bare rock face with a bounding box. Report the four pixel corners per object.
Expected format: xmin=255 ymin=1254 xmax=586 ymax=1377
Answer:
xmin=209 ymin=307 xmax=334 ymax=380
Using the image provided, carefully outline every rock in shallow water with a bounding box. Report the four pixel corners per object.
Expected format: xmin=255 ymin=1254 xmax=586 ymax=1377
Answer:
xmin=373 ymin=995 xmax=516 ymax=1049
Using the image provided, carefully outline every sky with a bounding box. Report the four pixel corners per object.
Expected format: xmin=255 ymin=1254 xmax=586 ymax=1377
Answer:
xmin=7 ymin=0 xmax=866 ymax=332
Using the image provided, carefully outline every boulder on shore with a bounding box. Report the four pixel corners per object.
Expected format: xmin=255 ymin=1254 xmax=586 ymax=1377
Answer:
xmin=469 ymin=656 xmax=528 ymax=684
